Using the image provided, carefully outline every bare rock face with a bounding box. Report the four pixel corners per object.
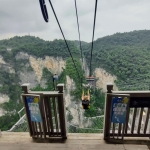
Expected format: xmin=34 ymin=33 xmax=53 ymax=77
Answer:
xmin=19 ymin=71 xmax=39 ymax=89
xmin=0 ymin=94 xmax=9 ymax=104
xmin=0 ymin=56 xmax=13 ymax=116
xmin=0 ymin=55 xmax=6 ymax=64
xmin=65 ymin=75 xmax=90 ymax=128
xmin=65 ymin=76 xmax=81 ymax=126
xmin=94 ymin=68 xmax=118 ymax=92
xmin=15 ymin=52 xmax=66 ymax=88
xmin=0 ymin=52 xmax=67 ymax=116
xmin=29 ymin=56 xmax=66 ymax=82
xmin=16 ymin=52 xmax=66 ymax=82
xmin=65 ymin=76 xmax=73 ymax=108
xmin=15 ymin=52 xmax=29 ymax=60
xmin=0 ymin=94 xmax=9 ymax=116
xmin=65 ymin=76 xmax=79 ymax=125
xmin=0 ymin=55 xmax=15 ymax=74
xmin=82 ymin=58 xmax=89 ymax=77
xmin=15 ymin=52 xmax=38 ymax=88
xmin=0 ymin=51 xmax=119 ymax=129
xmin=0 ymin=108 xmax=4 ymax=117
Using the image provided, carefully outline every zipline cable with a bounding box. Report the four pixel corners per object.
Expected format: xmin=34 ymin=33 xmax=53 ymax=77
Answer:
xmin=48 ymin=0 xmax=81 ymax=82
xmin=89 ymin=0 xmax=98 ymax=77
xmin=87 ymin=0 xmax=98 ymax=105
xmin=74 ymin=0 xmax=83 ymax=85
xmin=74 ymin=0 xmax=83 ymax=65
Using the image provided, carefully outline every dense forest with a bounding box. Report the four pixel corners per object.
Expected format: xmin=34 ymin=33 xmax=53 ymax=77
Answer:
xmin=0 ymin=30 xmax=150 ymax=131
xmin=83 ymin=30 xmax=150 ymax=90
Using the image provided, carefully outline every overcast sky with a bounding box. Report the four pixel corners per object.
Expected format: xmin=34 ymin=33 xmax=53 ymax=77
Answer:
xmin=0 ymin=0 xmax=150 ymax=42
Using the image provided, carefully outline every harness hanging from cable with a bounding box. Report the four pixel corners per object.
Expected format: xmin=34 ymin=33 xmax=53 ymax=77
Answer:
xmin=82 ymin=0 xmax=98 ymax=109
xmin=89 ymin=0 xmax=98 ymax=77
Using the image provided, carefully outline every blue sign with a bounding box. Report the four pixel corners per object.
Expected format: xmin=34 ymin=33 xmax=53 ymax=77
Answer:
xmin=26 ymin=96 xmax=42 ymax=122
xmin=111 ymin=97 xmax=129 ymax=124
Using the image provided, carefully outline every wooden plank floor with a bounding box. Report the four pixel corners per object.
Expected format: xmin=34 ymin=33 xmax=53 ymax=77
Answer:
xmin=0 ymin=132 xmax=149 ymax=150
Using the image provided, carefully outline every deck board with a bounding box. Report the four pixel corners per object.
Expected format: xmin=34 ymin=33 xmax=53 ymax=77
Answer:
xmin=0 ymin=132 xmax=149 ymax=150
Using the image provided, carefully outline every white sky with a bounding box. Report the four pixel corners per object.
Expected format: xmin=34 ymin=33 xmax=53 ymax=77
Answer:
xmin=0 ymin=0 xmax=150 ymax=42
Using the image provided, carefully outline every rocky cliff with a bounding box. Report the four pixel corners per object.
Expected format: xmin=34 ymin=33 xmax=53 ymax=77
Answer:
xmin=0 ymin=94 xmax=9 ymax=116
xmin=16 ymin=52 xmax=66 ymax=88
xmin=94 ymin=68 xmax=118 ymax=92
xmin=0 ymin=52 xmax=118 ymax=124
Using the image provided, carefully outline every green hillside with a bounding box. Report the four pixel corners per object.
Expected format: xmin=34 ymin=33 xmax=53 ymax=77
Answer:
xmin=83 ymin=30 xmax=150 ymax=90
xmin=0 ymin=36 xmax=80 ymax=61
xmin=0 ymin=30 xmax=150 ymax=130
xmin=0 ymin=36 xmax=83 ymax=130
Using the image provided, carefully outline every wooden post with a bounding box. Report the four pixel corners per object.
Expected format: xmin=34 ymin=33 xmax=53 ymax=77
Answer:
xmin=58 ymin=94 xmax=67 ymax=139
xmin=21 ymin=83 xmax=30 ymax=94
xmin=107 ymin=83 xmax=113 ymax=93
xmin=21 ymin=83 xmax=32 ymax=136
xmin=57 ymin=84 xmax=64 ymax=93
xmin=57 ymin=83 xmax=67 ymax=138
xmin=104 ymin=83 xmax=113 ymax=140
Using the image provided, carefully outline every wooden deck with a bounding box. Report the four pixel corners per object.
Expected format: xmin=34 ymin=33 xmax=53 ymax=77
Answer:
xmin=0 ymin=132 xmax=149 ymax=150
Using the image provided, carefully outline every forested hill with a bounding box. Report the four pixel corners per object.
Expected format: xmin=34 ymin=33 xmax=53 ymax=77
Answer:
xmin=72 ymin=40 xmax=88 ymax=48
xmin=0 ymin=36 xmax=80 ymax=61
xmin=82 ymin=30 xmax=150 ymax=90
xmin=1 ymin=30 xmax=150 ymax=130
xmin=0 ymin=36 xmax=85 ymax=130
xmin=96 ymin=30 xmax=150 ymax=47
xmin=1 ymin=30 xmax=150 ymax=91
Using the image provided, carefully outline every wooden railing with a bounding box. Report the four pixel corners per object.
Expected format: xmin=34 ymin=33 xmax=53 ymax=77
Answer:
xmin=21 ymin=83 xmax=67 ymax=139
xmin=104 ymin=84 xmax=150 ymax=140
